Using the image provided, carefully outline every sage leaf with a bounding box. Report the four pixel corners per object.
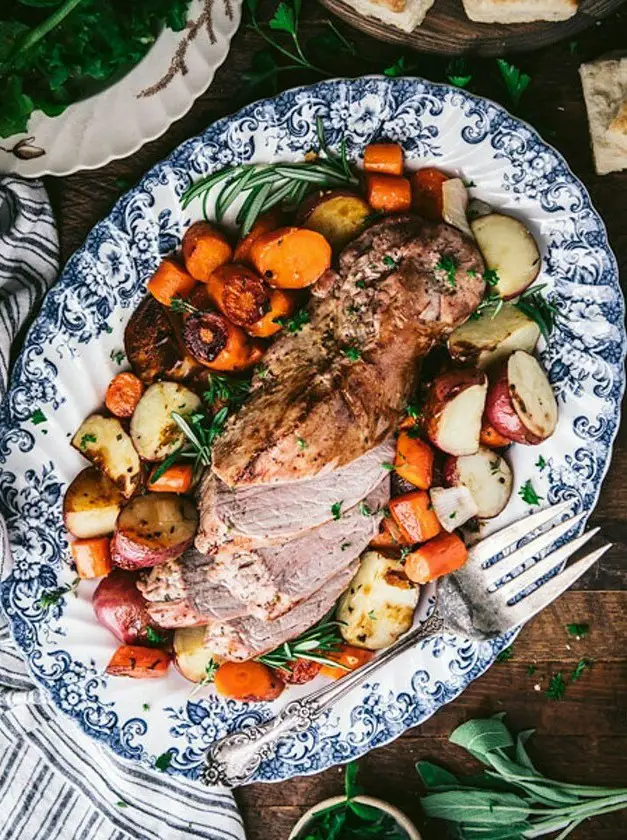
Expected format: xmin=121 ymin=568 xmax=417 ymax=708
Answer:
xmin=416 ymin=760 xmax=460 ymax=790
xmin=420 ymin=790 xmax=531 ymax=825
xmin=514 ymin=729 xmax=537 ymax=772
xmin=450 ymin=717 xmax=514 ymax=761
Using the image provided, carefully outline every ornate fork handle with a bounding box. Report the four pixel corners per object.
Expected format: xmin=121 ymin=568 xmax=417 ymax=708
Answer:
xmin=201 ymin=610 xmax=445 ymax=787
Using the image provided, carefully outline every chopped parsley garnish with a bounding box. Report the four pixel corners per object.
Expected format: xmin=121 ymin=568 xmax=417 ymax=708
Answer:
xmin=110 ymin=349 xmax=125 ymax=365
xmin=342 ymin=345 xmax=362 ymax=361
xmin=383 ymin=255 xmax=398 ymax=268
xmin=39 ymin=577 xmax=80 ymax=609
xmin=80 ymin=433 xmax=97 ymax=450
xmin=496 ymin=59 xmax=531 ymax=107
xmin=449 ymin=512 xmax=457 ymax=520
xmin=155 ymin=752 xmax=173 ymax=772
xmin=467 ymin=269 xmax=478 ymax=277
xmin=496 ymin=646 xmax=514 ymax=663
xmin=535 ymin=455 xmax=547 ymax=471
xmin=145 ymin=626 xmax=166 ymax=646
xmin=355 ymin=279 xmax=366 ymax=289
xmin=571 ymin=658 xmax=592 ymax=682
xmin=566 ymin=622 xmax=589 ymax=638
xmin=296 ymin=436 xmax=308 ymax=450
xmin=274 ymin=308 xmax=310 ymax=333
xmin=406 ymin=401 xmax=423 ymax=420
xmin=435 ymin=255 xmax=457 ymax=288
xmin=331 ymin=501 xmax=343 ymax=520
xmin=463 ymin=179 xmax=476 ymax=188
xmin=170 ymin=296 xmax=199 ymax=316
xmin=446 ymin=57 xmax=472 ymax=89
xmin=199 ymin=658 xmax=219 ymax=685
xmin=142 ymin=703 xmax=150 ymax=712
xmin=102 ymin=324 xmax=113 ymax=334
xmin=359 ymin=501 xmax=372 ymax=517
xmin=483 ymin=268 xmax=500 ymax=287
xmin=519 ymin=479 xmax=542 ymax=506
xmin=341 ymin=542 xmax=351 ymax=551
xmin=490 ymin=458 xmax=501 ymax=475
xmin=31 ymin=408 xmax=47 ymax=425
xmin=546 ymin=672 xmax=566 ymax=700
xmin=367 ymin=610 xmax=377 ymax=620
xmin=381 ymin=462 xmax=395 ymax=471
xmin=203 ymin=373 xmax=251 ymax=408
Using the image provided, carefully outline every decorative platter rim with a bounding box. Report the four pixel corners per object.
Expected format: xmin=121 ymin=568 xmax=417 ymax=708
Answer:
xmin=0 ymin=75 xmax=624 ymax=785
xmin=0 ymin=0 xmax=242 ymax=178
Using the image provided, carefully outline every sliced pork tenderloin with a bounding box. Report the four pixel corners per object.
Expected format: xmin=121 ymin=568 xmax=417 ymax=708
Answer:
xmin=199 ymin=563 xmax=359 ymax=661
xmin=139 ymin=479 xmax=389 ymax=627
xmin=195 ymin=440 xmax=394 ymax=554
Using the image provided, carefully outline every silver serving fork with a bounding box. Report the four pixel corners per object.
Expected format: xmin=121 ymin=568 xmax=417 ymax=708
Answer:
xmin=201 ymin=501 xmax=610 ymax=787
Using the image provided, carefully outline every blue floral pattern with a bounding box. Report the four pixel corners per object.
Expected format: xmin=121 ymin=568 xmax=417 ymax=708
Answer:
xmin=0 ymin=78 xmax=624 ymax=784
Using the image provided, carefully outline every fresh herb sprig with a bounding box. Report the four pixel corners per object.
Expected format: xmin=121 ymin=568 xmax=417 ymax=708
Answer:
xmin=39 ymin=577 xmax=80 ymax=609
xmin=497 ymin=59 xmax=532 ymax=106
xmin=203 ymin=373 xmax=251 ymax=408
xmin=181 ymin=117 xmax=358 ymax=235
xmin=297 ymin=761 xmax=408 ymax=839
xmin=274 ymin=308 xmax=311 ymax=333
xmin=150 ymin=407 xmax=228 ymax=485
xmin=256 ymin=620 xmax=347 ymax=672
xmin=418 ymin=715 xmax=627 ymax=838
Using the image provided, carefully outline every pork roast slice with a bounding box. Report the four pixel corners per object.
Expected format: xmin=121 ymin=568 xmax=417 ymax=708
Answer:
xmin=199 ymin=563 xmax=359 ymax=661
xmin=212 ymin=215 xmax=485 ymax=488
xmin=139 ymin=479 xmax=389 ymax=627
xmin=195 ymin=440 xmax=394 ymax=553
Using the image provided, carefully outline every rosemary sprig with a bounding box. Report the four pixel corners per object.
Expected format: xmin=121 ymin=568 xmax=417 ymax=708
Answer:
xmin=256 ymin=620 xmax=348 ymax=671
xmin=515 ymin=283 xmax=560 ymax=340
xmin=170 ymin=296 xmax=199 ymax=316
xmin=181 ymin=118 xmax=358 ymax=236
xmin=158 ymin=407 xmax=229 ymax=481
xmin=203 ymin=373 xmax=251 ymax=408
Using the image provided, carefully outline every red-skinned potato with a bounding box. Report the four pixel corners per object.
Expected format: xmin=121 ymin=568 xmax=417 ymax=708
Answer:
xmin=485 ymin=350 xmax=558 ymax=445
xmin=444 ymin=446 xmax=513 ymax=519
xmin=93 ymin=568 xmax=167 ymax=645
xmin=111 ymin=493 xmax=198 ymax=570
xmin=424 ymin=369 xmax=488 ymax=456
xmin=297 ymin=190 xmax=371 ymax=251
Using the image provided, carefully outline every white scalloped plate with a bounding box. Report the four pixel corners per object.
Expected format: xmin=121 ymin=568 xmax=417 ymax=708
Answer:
xmin=0 ymin=0 xmax=241 ymax=177
xmin=0 ymin=77 xmax=624 ymax=786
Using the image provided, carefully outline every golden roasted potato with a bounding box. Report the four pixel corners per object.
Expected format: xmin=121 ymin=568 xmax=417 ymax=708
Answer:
xmin=298 ymin=190 xmax=371 ymax=251
xmin=71 ymin=415 xmax=141 ymax=498
xmin=63 ymin=467 xmax=124 ymax=538
xmin=130 ymin=381 xmax=201 ymax=462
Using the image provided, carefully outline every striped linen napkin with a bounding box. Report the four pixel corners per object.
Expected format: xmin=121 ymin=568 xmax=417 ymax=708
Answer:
xmin=0 ymin=177 xmax=245 ymax=840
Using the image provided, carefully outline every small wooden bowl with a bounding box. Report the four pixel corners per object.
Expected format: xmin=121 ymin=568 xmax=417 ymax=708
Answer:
xmin=288 ymin=794 xmax=422 ymax=839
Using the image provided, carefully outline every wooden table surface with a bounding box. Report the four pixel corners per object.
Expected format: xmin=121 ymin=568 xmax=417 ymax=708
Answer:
xmin=46 ymin=3 xmax=627 ymax=837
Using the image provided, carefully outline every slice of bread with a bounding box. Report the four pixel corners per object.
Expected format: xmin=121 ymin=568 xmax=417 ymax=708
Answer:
xmin=461 ymin=0 xmax=577 ymax=22
xmin=579 ymin=58 xmax=627 ymax=175
xmin=342 ymin=0 xmax=435 ymax=32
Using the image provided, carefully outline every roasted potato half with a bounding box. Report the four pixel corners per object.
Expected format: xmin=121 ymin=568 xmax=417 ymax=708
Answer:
xmin=71 ymin=415 xmax=141 ymax=498
xmin=298 ymin=190 xmax=371 ymax=251
xmin=471 ymin=213 xmax=541 ymax=300
xmin=174 ymin=626 xmax=222 ymax=683
xmin=64 ymin=467 xmax=124 ymax=538
xmin=448 ymin=303 xmax=541 ymax=369
xmin=130 ymin=381 xmax=201 ymax=462
xmin=336 ymin=551 xmax=419 ymax=650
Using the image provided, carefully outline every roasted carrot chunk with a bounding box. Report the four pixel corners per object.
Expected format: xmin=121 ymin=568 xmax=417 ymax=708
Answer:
xmin=214 ymin=661 xmax=284 ymax=701
xmin=71 ymin=536 xmax=112 ymax=579
xmin=206 ymin=264 xmax=270 ymax=327
xmin=105 ymin=372 xmax=145 ymax=418
xmin=147 ymin=258 xmax=196 ymax=307
xmin=182 ymin=221 xmax=233 ymax=282
xmin=148 ymin=463 xmax=194 ymax=494
xmin=182 ymin=310 xmax=264 ymax=372
xmin=404 ymin=532 xmax=469 ymax=584
xmin=363 ymin=143 xmax=404 ymax=176
xmin=411 ymin=167 xmax=449 ymax=220
xmin=480 ymin=417 xmax=512 ymax=449
xmin=247 ymin=288 xmax=298 ymax=338
xmin=319 ymin=645 xmax=375 ymax=680
xmin=234 ymin=211 xmax=282 ymax=265
xmin=364 ymin=174 xmax=412 ymax=213
xmin=394 ymin=433 xmax=434 ymax=490
xmin=369 ymin=517 xmax=413 ymax=550
xmin=106 ymin=645 xmax=170 ymax=678
xmin=388 ymin=491 xmax=441 ymax=543
xmin=250 ymin=227 xmax=332 ymax=289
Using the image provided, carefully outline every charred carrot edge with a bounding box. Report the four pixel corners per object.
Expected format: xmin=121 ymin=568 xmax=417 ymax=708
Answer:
xmin=106 ymin=645 xmax=170 ymax=678
xmin=182 ymin=221 xmax=233 ymax=283
xmin=319 ymin=645 xmax=375 ymax=680
xmin=214 ymin=661 xmax=284 ymax=701
xmin=147 ymin=258 xmax=197 ymax=307
xmin=411 ymin=167 xmax=449 ymax=220
xmin=246 ymin=288 xmax=298 ymax=338
xmin=71 ymin=537 xmax=112 ymax=579
xmin=480 ymin=418 xmax=512 ymax=448
xmin=205 ymin=264 xmax=270 ymax=327
xmin=364 ymin=174 xmax=412 ymax=214
xmin=234 ymin=211 xmax=281 ymax=265
xmin=148 ymin=463 xmax=194 ymax=493
xmin=394 ymin=433 xmax=434 ymax=490
xmin=404 ymin=532 xmax=468 ymax=585
xmin=250 ymin=227 xmax=332 ymax=289
xmin=105 ymin=372 xmax=145 ymax=419
xmin=363 ymin=143 xmax=404 ymax=176
xmin=388 ymin=490 xmax=441 ymax=543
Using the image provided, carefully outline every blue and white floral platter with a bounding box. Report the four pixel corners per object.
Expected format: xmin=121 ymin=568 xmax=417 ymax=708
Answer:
xmin=0 ymin=77 xmax=624 ymax=785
